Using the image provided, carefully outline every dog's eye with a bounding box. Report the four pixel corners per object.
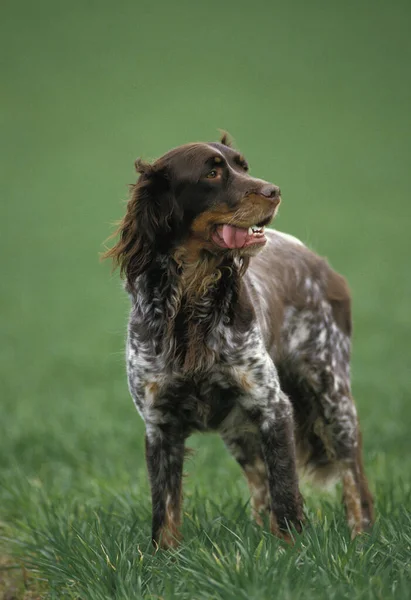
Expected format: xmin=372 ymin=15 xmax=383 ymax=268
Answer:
xmin=206 ymin=169 xmax=219 ymax=179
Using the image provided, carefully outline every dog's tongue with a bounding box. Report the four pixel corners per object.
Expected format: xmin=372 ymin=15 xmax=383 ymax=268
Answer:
xmin=221 ymin=224 xmax=248 ymax=249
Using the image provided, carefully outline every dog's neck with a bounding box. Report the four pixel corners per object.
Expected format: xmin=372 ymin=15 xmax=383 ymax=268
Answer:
xmin=172 ymin=240 xmax=249 ymax=301
xmin=174 ymin=250 xmax=229 ymax=303
xmin=134 ymin=251 xmax=248 ymax=374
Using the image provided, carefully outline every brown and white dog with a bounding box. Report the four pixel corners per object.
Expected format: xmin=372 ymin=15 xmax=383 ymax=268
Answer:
xmin=105 ymin=134 xmax=374 ymax=549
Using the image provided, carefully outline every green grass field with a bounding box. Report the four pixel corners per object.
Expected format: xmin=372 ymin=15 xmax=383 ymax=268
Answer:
xmin=1 ymin=0 xmax=410 ymax=598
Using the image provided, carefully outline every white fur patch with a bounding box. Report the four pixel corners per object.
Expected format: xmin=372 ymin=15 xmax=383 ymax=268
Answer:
xmin=269 ymin=229 xmax=305 ymax=247
xmin=288 ymin=323 xmax=311 ymax=352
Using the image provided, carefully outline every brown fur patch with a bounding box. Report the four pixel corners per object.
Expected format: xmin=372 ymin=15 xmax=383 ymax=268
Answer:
xmin=158 ymin=493 xmax=182 ymax=550
xmin=269 ymin=513 xmax=294 ymax=544
xmin=327 ymin=270 xmax=352 ymax=336
xmin=173 ymin=240 xmax=224 ymax=294
xmin=189 ymin=195 xmax=276 ymax=241
xmin=173 ymin=196 xmax=277 ymax=284
xmin=240 ymin=372 xmax=253 ymax=392
xmin=342 ymin=467 xmax=363 ymax=538
xmin=354 ymin=426 xmax=375 ymax=527
xmin=231 ymin=194 xmax=278 ymax=227
xmin=244 ymin=458 xmax=270 ymax=525
xmin=189 ymin=204 xmax=233 ymax=238
xmin=102 ymin=175 xmax=158 ymax=283
xmin=102 ymin=189 xmax=142 ymax=277
xmin=171 ymin=246 xmax=223 ymax=373
xmin=145 ymin=382 xmax=159 ymax=407
xmin=183 ymin=324 xmax=216 ymax=373
xmin=147 ymin=382 xmax=158 ymax=395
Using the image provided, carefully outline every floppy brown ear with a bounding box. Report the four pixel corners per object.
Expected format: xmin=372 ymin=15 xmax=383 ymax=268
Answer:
xmin=103 ymin=160 xmax=178 ymax=285
xmin=219 ymin=130 xmax=233 ymax=147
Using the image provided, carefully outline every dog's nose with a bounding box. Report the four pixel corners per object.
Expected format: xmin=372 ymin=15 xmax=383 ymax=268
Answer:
xmin=259 ymin=184 xmax=281 ymax=201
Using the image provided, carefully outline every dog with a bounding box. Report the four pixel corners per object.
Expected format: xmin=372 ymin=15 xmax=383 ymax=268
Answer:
xmin=105 ymin=133 xmax=374 ymax=549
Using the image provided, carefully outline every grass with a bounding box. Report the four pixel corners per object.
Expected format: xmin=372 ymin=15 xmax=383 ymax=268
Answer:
xmin=1 ymin=473 xmax=411 ymax=598
xmin=1 ymin=0 xmax=411 ymax=598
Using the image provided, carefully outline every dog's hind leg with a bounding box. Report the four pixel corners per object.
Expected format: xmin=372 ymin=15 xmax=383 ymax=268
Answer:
xmin=341 ymin=426 xmax=374 ymax=533
xmin=310 ymin=411 xmax=373 ymax=536
xmin=280 ymin=293 xmax=374 ymax=536
xmin=310 ymin=416 xmax=374 ymax=536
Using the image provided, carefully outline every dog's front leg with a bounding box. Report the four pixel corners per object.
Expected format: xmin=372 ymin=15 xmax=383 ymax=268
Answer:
xmin=236 ymin=367 xmax=303 ymax=541
xmin=145 ymin=421 xmax=185 ymax=550
xmin=259 ymin=392 xmax=303 ymax=541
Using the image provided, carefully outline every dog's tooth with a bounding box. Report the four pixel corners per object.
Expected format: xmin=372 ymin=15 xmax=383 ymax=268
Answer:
xmin=248 ymin=225 xmax=266 ymax=235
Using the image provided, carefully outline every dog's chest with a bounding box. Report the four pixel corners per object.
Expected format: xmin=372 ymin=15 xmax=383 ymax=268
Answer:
xmin=129 ymin=315 xmax=261 ymax=376
xmin=127 ymin=318 xmax=267 ymax=432
xmin=158 ymin=372 xmax=241 ymax=432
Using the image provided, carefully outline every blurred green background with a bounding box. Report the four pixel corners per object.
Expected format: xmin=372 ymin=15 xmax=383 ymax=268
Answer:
xmin=1 ymin=0 xmax=411 ymax=577
xmin=1 ymin=1 xmax=411 ymax=597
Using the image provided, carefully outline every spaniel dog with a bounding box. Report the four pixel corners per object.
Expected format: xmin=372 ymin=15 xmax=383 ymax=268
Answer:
xmin=105 ymin=134 xmax=373 ymax=549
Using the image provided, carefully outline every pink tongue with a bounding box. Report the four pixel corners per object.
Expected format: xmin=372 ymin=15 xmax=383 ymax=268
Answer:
xmin=221 ymin=224 xmax=248 ymax=249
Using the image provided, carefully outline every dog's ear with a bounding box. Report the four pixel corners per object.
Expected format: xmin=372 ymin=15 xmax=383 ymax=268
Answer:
xmin=219 ymin=130 xmax=232 ymax=147
xmin=104 ymin=159 xmax=180 ymax=285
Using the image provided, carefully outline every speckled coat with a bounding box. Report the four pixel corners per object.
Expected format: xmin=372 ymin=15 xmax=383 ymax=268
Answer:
xmin=106 ymin=138 xmax=374 ymax=548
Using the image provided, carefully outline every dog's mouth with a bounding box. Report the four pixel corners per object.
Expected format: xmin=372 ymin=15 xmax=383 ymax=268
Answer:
xmin=211 ymin=215 xmax=272 ymax=250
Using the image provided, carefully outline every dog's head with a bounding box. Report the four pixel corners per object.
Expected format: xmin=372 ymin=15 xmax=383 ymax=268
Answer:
xmin=105 ymin=134 xmax=281 ymax=284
